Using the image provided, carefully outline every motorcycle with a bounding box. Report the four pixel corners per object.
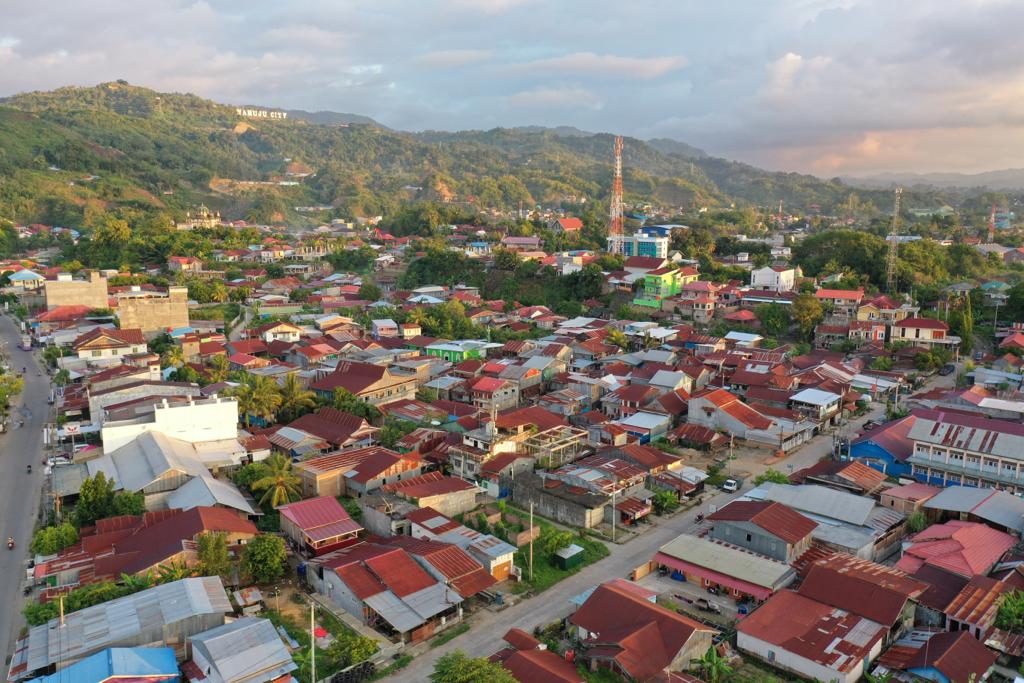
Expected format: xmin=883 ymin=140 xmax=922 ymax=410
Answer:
xmin=7 ymin=538 xmax=14 ymax=550
xmin=26 ymin=464 xmax=31 ymax=473
xmin=695 ymin=513 xmax=705 ymax=523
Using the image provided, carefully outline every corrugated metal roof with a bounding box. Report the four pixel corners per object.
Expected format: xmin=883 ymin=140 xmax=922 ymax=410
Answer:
xmin=658 ymin=534 xmax=794 ymax=589
xmin=25 ymin=577 xmax=229 ymax=673
xmin=364 ymin=591 xmax=423 ymax=633
xmin=190 ymin=616 xmax=297 ymax=682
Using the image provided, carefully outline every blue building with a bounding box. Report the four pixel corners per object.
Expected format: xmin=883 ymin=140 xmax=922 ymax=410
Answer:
xmin=607 ymin=230 xmax=669 ymax=258
xmin=33 ymin=647 xmax=178 ymax=683
xmin=848 ymin=413 xmax=917 ymax=478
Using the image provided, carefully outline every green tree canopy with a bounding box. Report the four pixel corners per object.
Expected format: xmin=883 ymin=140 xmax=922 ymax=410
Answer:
xmin=243 ymin=534 xmax=287 ymax=583
xmin=430 ymin=652 xmax=518 ymax=683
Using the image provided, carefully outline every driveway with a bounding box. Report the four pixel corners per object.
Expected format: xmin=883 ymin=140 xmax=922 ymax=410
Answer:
xmin=0 ymin=315 xmax=49 ymax=659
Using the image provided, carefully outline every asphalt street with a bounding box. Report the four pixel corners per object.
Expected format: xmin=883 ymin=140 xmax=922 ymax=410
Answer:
xmin=384 ymin=394 xmax=897 ymax=682
xmin=0 ymin=314 xmax=48 ymax=661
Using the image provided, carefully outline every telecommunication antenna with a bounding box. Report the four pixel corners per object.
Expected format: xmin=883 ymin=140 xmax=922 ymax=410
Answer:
xmin=885 ymin=187 xmax=903 ymax=293
xmin=607 ymin=136 xmax=624 ymax=253
xmin=988 ymin=204 xmax=997 ymax=244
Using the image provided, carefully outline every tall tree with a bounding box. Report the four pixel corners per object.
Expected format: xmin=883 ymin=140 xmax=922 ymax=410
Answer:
xmin=243 ymin=534 xmax=288 ymax=583
xmin=196 ymin=531 xmax=233 ymax=582
xmin=207 ymin=354 xmax=230 ymax=383
xmin=791 ymin=294 xmax=825 ymax=340
xmin=430 ymin=652 xmax=518 ymax=683
xmin=277 ymin=373 xmax=317 ymax=423
xmin=251 ymin=453 xmax=301 ymax=507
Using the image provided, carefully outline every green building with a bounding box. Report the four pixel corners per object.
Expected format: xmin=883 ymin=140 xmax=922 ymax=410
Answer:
xmin=634 ymin=267 xmax=684 ymax=308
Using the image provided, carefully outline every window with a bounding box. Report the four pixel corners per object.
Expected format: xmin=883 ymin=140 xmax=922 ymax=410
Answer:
xmin=745 ymin=533 xmax=752 ymax=543
xmin=767 ymin=651 xmax=775 ymax=663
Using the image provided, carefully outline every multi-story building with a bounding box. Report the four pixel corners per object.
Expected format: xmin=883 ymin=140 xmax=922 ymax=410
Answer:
xmin=856 ymin=295 xmax=919 ymax=326
xmin=814 ymin=288 xmax=865 ymax=321
xmin=607 ymin=230 xmax=669 ymax=259
xmin=749 ymin=265 xmax=797 ymax=293
xmin=634 ymin=268 xmax=686 ymax=308
xmin=889 ymin=317 xmax=960 ymax=354
xmin=908 ymin=409 xmax=1024 ymax=492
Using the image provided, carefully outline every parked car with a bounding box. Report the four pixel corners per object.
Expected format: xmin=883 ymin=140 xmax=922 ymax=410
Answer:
xmin=973 ymin=351 xmax=984 ymax=361
xmin=938 ymin=364 xmax=956 ymax=376
xmin=721 ymin=478 xmax=740 ymax=493
xmin=694 ymin=598 xmax=722 ymax=614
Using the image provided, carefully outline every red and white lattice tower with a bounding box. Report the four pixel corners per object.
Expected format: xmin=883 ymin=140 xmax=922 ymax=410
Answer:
xmin=608 ymin=136 xmax=624 ymax=253
xmin=989 ymin=204 xmax=997 ymax=244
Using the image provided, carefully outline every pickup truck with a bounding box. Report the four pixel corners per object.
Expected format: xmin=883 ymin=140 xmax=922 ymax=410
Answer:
xmin=694 ymin=598 xmax=722 ymax=614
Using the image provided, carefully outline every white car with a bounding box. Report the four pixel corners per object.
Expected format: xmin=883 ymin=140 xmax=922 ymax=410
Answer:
xmin=722 ymin=478 xmax=739 ymax=493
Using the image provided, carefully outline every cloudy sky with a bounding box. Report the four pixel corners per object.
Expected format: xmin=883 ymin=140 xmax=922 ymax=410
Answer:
xmin=2 ymin=0 xmax=1021 ymax=176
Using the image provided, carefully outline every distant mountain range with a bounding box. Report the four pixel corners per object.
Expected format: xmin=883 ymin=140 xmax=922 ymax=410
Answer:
xmin=845 ymin=169 xmax=1024 ymax=191
xmin=0 ymin=81 xmax=993 ymax=228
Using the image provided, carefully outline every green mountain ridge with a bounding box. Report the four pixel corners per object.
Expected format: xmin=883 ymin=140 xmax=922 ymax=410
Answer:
xmin=0 ymin=81 xmax=961 ymax=228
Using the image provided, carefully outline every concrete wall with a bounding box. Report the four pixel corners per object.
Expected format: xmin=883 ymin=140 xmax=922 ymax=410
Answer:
xmin=418 ymin=488 xmax=477 ymax=518
xmin=44 ymin=271 xmax=108 ymax=310
xmin=118 ymin=287 xmax=189 ymax=338
xmin=509 ymin=475 xmax=607 ymax=528
xmin=737 ymin=630 xmax=879 ymax=683
xmin=710 ymin=520 xmax=801 ymax=563
xmin=100 ymin=397 xmax=238 ymax=451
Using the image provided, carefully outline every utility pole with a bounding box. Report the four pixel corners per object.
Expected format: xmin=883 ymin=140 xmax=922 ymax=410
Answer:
xmin=528 ymin=502 xmax=534 ymax=581
xmin=611 ymin=487 xmax=617 ymax=542
xmin=310 ymin=602 xmax=316 ymax=683
xmin=885 ymin=187 xmax=903 ymax=294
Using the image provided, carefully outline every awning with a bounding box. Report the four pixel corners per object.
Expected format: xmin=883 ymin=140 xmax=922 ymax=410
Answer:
xmin=654 ymin=552 xmax=772 ymax=601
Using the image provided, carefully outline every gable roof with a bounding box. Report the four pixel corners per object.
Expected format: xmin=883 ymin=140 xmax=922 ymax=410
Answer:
xmin=570 ymin=580 xmax=714 ymax=681
xmin=708 ymin=501 xmax=817 ymax=545
xmin=310 ymin=360 xmax=388 ymax=394
xmin=277 ymin=496 xmax=362 ymax=541
xmin=895 ymin=520 xmax=1016 ymax=577
xmin=287 ymin=408 xmax=371 ymax=446
xmin=798 ymin=553 xmax=927 ymax=626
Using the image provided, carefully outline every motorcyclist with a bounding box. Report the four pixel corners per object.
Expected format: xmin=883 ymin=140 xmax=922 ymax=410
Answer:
xmin=7 ymin=537 xmax=13 ymax=549
xmin=27 ymin=464 xmax=32 ymax=473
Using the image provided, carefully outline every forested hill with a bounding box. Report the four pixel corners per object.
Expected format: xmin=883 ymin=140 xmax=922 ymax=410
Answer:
xmin=0 ymin=81 xmax=955 ymax=228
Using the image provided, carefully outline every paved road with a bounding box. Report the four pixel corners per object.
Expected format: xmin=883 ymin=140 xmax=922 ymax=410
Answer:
xmin=384 ymin=399 xmax=892 ymax=681
xmin=0 ymin=315 xmax=49 ymax=658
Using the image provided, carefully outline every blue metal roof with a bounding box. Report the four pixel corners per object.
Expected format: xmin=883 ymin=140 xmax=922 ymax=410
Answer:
xmin=32 ymin=647 xmax=178 ymax=683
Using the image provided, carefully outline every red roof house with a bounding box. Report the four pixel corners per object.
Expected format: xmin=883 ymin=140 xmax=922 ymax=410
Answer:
xmin=277 ymin=496 xmax=363 ymax=555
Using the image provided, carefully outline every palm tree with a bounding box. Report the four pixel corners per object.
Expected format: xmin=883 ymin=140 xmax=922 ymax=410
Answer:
xmin=207 ymin=354 xmax=230 ymax=383
xmin=230 ymin=375 xmax=281 ymax=426
xmin=211 ymin=281 xmax=228 ymax=303
xmin=249 ymin=375 xmax=282 ymax=425
xmin=155 ymin=560 xmax=198 ymax=584
xmin=277 ymin=373 xmax=316 ymax=423
xmin=162 ymin=345 xmax=185 ymax=369
xmin=691 ymin=646 xmax=732 ymax=683
xmin=251 ymin=453 xmax=301 ymax=507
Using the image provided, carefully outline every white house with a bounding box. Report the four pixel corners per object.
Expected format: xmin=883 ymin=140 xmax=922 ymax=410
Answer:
xmin=750 ymin=266 xmax=797 ymax=293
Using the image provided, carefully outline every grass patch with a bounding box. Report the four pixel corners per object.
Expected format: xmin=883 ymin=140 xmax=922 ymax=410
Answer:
xmin=190 ymin=302 xmax=240 ymax=322
xmin=430 ymin=622 xmax=470 ymax=648
xmin=506 ymin=506 xmax=609 ymax=594
xmin=730 ymin=659 xmax=793 ymax=683
xmin=371 ymin=654 xmax=413 ymax=680
xmin=578 ymin=665 xmax=626 ymax=682
xmin=265 ymin=608 xmax=377 ymax=683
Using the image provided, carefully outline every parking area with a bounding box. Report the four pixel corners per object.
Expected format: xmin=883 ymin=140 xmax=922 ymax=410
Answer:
xmin=636 ymin=571 xmax=742 ymax=627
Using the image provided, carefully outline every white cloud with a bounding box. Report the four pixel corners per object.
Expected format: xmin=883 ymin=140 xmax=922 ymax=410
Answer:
xmin=413 ymin=49 xmax=493 ymax=69
xmin=519 ymin=52 xmax=687 ymax=80
xmin=507 ymin=87 xmax=602 ymax=110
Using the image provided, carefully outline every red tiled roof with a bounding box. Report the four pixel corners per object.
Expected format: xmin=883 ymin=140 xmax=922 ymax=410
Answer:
xmin=73 ymin=326 xmax=145 ymax=349
xmin=897 ymin=317 xmax=949 ymax=330
xmin=495 ymin=406 xmax=566 ymax=431
xmin=498 ymin=648 xmax=583 ymax=683
xmin=278 ymin=496 xmax=362 ymax=540
xmin=287 ymin=408 xmax=371 ymax=446
xmin=311 ymin=360 xmax=388 ymax=394
xmin=381 ymin=536 xmax=495 ymax=598
xmin=570 ymin=581 xmax=713 ymax=681
xmin=814 ymin=289 xmax=864 ymax=301
xmin=798 ymin=553 xmax=927 ymax=626
xmin=709 ymin=501 xmax=816 ymax=544
xmin=363 ymin=548 xmax=437 ymax=597
xmin=227 ymin=339 xmax=268 ymax=355
xmin=94 ymin=507 xmax=256 ymax=578
xmin=895 ymin=520 xmax=1016 ymax=578
xmin=383 ymin=471 xmax=475 ymax=498
xmin=737 ymin=590 xmax=885 ymax=674
xmin=944 ymin=575 xmax=1007 ymax=630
